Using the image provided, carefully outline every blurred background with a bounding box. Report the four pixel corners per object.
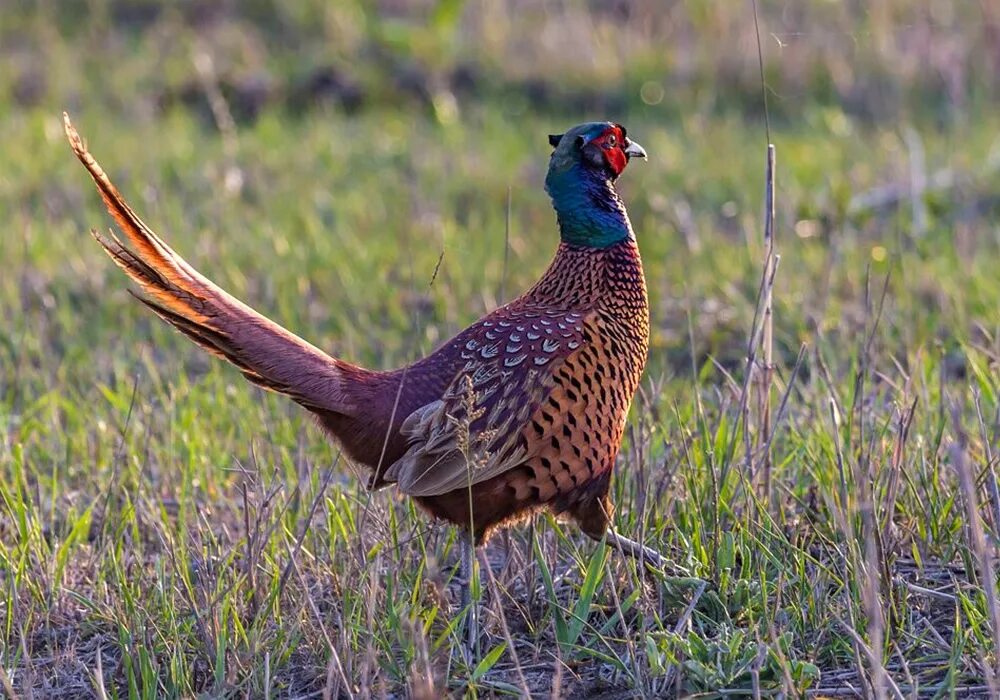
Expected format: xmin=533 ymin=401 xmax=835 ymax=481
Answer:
xmin=3 ymin=0 xmax=998 ymax=372
xmin=5 ymin=1 xmax=997 ymax=122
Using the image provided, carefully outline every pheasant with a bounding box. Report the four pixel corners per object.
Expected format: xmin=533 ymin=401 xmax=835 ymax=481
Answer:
xmin=64 ymin=115 xmax=665 ymax=625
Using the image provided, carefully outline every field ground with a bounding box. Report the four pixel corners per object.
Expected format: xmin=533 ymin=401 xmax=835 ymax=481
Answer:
xmin=2 ymin=2 xmax=1000 ymax=698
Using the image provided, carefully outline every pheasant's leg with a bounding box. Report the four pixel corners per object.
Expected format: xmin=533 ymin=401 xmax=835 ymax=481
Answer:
xmin=606 ymin=528 xmax=667 ymax=569
xmin=460 ymin=538 xmax=481 ymax=658
xmin=572 ymin=492 xmax=667 ymax=570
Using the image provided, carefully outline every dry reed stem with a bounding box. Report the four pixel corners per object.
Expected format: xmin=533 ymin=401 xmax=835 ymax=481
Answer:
xmin=759 ymin=143 xmax=777 ymax=508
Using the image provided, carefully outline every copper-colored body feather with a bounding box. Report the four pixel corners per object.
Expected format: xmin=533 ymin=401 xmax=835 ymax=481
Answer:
xmin=65 ymin=115 xmax=649 ymax=546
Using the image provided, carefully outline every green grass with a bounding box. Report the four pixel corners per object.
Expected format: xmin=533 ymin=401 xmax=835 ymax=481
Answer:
xmin=3 ymin=2 xmax=1000 ymax=698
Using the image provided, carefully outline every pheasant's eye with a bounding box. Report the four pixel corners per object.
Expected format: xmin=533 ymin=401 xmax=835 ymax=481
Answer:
xmin=606 ymin=133 xmax=617 ymax=148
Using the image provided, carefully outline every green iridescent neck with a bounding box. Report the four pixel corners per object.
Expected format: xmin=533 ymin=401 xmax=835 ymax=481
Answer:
xmin=545 ymin=161 xmax=634 ymax=249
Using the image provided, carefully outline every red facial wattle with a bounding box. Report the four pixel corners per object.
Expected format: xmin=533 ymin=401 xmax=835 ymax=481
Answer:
xmin=591 ymin=126 xmax=628 ymax=176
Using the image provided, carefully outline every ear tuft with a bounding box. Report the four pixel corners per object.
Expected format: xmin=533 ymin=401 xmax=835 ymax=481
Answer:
xmin=548 ymin=133 xmax=563 ymax=148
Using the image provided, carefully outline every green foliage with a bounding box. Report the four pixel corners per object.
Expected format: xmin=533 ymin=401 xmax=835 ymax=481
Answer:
xmin=533 ymin=533 xmax=611 ymax=657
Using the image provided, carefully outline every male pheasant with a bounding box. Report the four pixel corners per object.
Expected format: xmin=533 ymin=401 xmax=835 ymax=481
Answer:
xmin=64 ymin=116 xmax=664 ymax=579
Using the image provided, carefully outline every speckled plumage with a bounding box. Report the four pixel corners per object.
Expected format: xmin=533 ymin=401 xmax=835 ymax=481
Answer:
xmin=384 ymin=238 xmax=649 ymax=542
xmin=65 ymin=116 xmax=652 ymax=549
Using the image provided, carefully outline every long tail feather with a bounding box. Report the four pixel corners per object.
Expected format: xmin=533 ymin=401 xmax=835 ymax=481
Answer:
xmin=65 ymin=113 xmax=372 ymax=416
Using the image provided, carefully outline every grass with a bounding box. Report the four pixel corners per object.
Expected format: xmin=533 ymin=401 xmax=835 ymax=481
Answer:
xmin=2 ymin=2 xmax=1000 ymax=697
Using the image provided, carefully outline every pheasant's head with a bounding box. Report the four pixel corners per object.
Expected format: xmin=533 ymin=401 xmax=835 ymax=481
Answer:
xmin=546 ymin=122 xmax=646 ymax=182
xmin=544 ymin=121 xmax=647 ymax=248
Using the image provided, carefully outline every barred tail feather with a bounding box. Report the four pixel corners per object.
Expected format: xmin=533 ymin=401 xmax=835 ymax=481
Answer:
xmin=65 ymin=113 xmax=372 ymax=416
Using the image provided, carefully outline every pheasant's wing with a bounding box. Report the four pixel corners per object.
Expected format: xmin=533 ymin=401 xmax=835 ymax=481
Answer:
xmin=64 ymin=114 xmax=370 ymax=415
xmin=384 ymin=307 xmax=593 ymax=496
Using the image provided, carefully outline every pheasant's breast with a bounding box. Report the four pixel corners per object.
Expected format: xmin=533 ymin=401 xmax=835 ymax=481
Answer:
xmin=509 ymin=238 xmax=649 ymax=510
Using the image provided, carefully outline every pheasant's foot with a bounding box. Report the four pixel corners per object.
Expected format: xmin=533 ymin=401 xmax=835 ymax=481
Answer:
xmin=606 ymin=528 xmax=667 ymax=569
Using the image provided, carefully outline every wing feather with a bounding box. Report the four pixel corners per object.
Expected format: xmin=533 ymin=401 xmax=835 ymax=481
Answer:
xmin=384 ymin=308 xmax=593 ymax=496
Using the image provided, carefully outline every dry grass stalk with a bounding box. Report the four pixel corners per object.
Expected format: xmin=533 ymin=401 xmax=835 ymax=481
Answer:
xmin=950 ymin=408 xmax=1000 ymax=696
xmin=191 ymin=44 xmax=243 ymax=195
xmin=972 ymin=389 xmax=1000 ymax=540
xmin=759 ymin=143 xmax=777 ymax=508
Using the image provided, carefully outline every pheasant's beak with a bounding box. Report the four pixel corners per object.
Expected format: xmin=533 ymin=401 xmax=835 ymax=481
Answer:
xmin=624 ymin=139 xmax=647 ymax=161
